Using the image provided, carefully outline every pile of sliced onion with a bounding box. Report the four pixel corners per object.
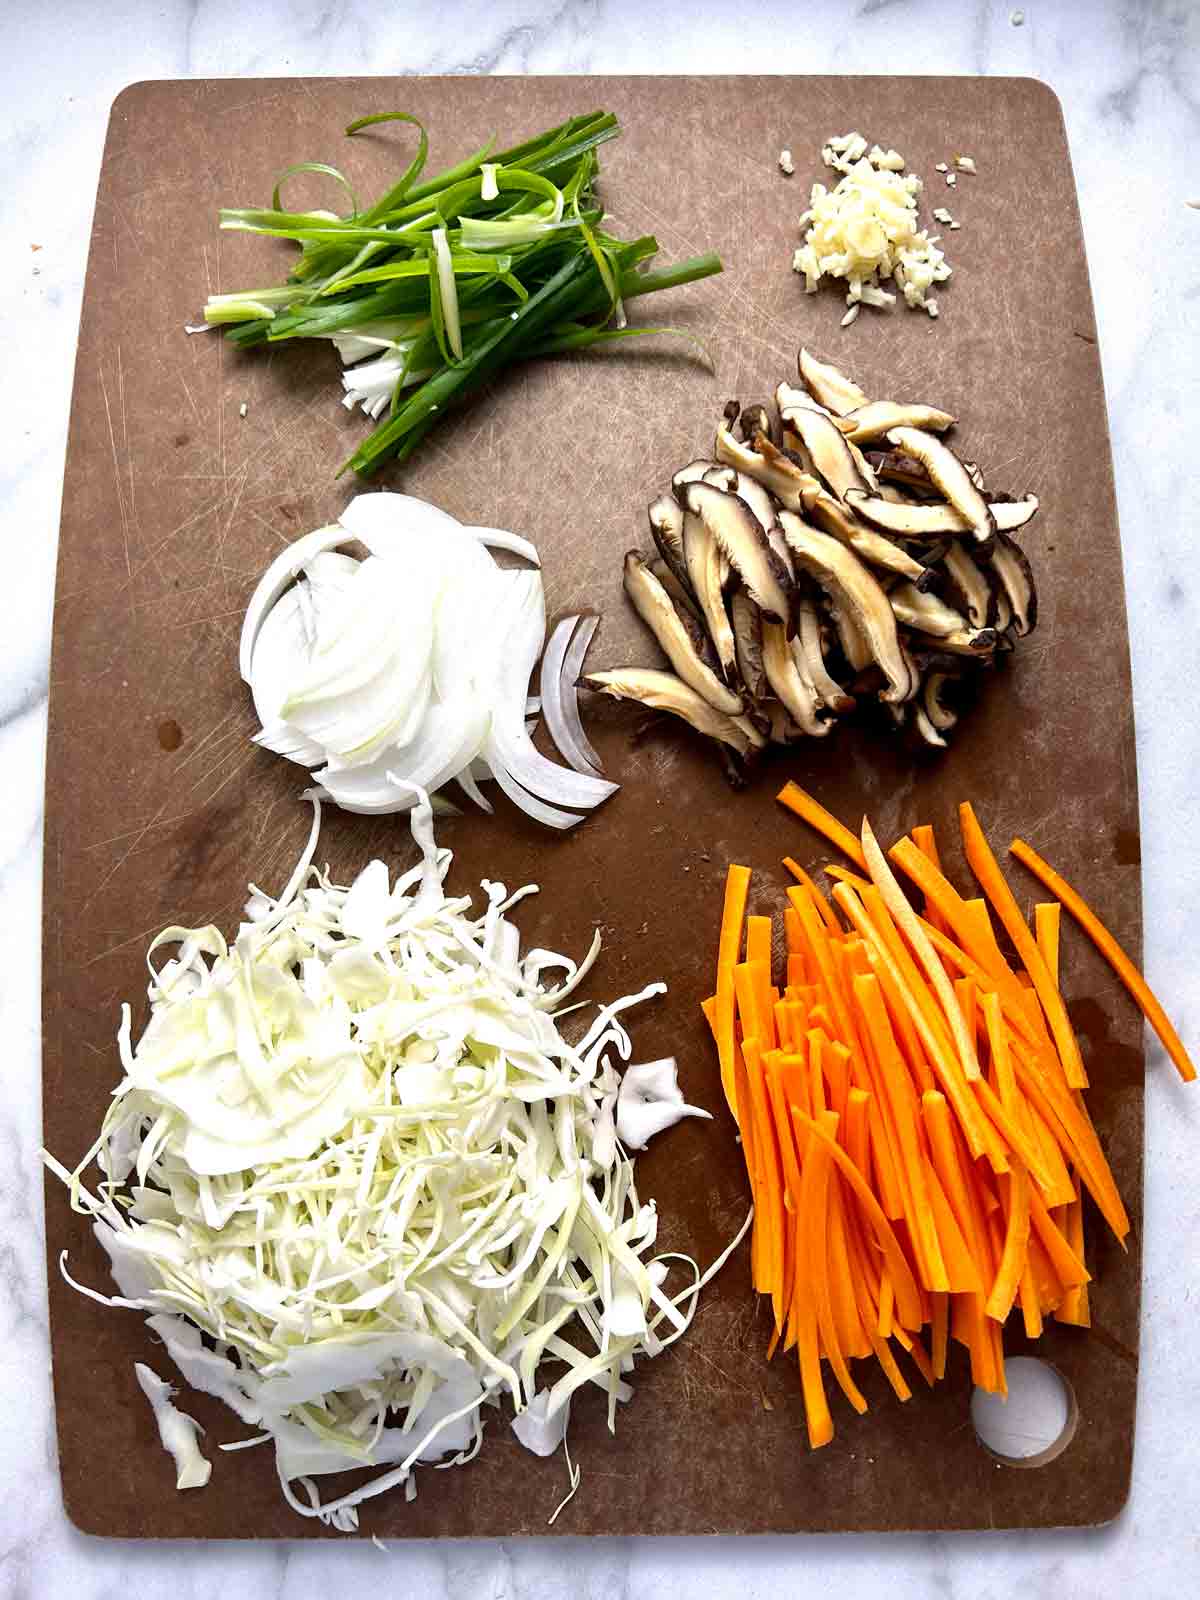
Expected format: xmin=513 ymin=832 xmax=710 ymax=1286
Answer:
xmin=241 ymin=492 xmax=616 ymax=828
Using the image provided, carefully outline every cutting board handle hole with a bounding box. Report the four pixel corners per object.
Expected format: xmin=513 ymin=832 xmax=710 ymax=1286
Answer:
xmin=970 ymin=1357 xmax=1078 ymax=1468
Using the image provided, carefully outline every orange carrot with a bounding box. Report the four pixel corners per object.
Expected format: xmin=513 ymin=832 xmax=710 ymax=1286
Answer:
xmin=931 ymin=1292 xmax=949 ymax=1381
xmin=959 ymin=804 xmax=1089 ymax=1090
xmin=1034 ymin=901 xmax=1061 ymax=986
xmin=782 ymin=857 xmax=842 ymax=932
xmin=746 ymin=914 xmax=773 ymax=970
xmin=1011 ymin=836 xmax=1197 ymax=1084
xmin=777 ymin=781 xmax=869 ymax=870
xmin=987 ymin=1165 xmax=1032 ymax=1322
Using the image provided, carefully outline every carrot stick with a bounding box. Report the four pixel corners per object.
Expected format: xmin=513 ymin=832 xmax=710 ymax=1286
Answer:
xmin=782 ymin=857 xmax=842 ymax=932
xmin=1027 ymin=1183 xmax=1089 ymax=1288
xmin=784 ymin=906 xmax=804 ymax=955
xmin=808 ymin=1032 xmax=828 ymax=1116
xmin=792 ymin=1110 xmax=924 ymax=1330
xmin=777 ymin=781 xmax=869 ymax=870
xmin=1055 ymin=1177 xmax=1091 ymax=1326
xmin=833 ymin=881 xmax=992 ymax=1161
xmin=714 ymin=864 xmax=753 ymax=1118
xmin=746 ymin=914 xmax=773 ymax=970
xmin=793 ymin=1119 xmax=834 ymax=1448
xmin=845 ymin=1087 xmax=871 ymax=1176
xmin=1034 ymin=901 xmax=1061 ymax=986
xmin=877 ymin=1272 xmax=895 ymax=1338
xmin=1011 ymin=1051 xmax=1129 ymax=1241
xmin=931 ymin=1292 xmax=949 ymax=1381
xmin=854 ymin=972 xmax=948 ymax=1291
xmin=1018 ymin=1255 xmax=1044 ymax=1338
xmin=742 ymin=1036 xmax=785 ymax=1315
xmin=863 ymin=820 xmax=982 ymax=1083
xmin=959 ymin=804 xmax=1089 ymax=1090
xmin=827 ymin=1175 xmax=872 ymax=1360
xmin=1010 ymin=836 xmax=1197 ymax=1084
xmin=955 ymin=976 xmax=978 ymax=1049
xmin=910 ymin=824 xmax=949 ymax=937
xmin=924 ymin=1162 xmax=984 ymax=1293
xmin=807 ymin=1110 xmax=868 ymax=1414
xmin=987 ymin=1165 xmax=1032 ymax=1321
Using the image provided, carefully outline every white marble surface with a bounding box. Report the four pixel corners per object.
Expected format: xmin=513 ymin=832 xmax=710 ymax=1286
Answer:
xmin=3 ymin=0 xmax=1199 ymax=1591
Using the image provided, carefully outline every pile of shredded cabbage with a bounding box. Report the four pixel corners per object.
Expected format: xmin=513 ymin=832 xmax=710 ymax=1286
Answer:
xmin=46 ymin=794 xmax=741 ymax=1530
xmin=792 ymin=132 xmax=951 ymax=318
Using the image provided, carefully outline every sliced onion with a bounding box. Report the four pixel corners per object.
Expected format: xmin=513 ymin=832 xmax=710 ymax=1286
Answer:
xmin=239 ymin=525 xmax=349 ymax=681
xmin=243 ymin=492 xmax=617 ymax=830
xmin=540 ymin=615 xmax=603 ymax=777
xmin=562 ymin=616 xmax=604 ymax=764
xmin=462 ymin=526 xmax=541 ymax=566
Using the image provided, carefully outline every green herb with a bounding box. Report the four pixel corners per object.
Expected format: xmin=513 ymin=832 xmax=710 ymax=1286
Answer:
xmin=205 ymin=111 xmax=723 ymax=476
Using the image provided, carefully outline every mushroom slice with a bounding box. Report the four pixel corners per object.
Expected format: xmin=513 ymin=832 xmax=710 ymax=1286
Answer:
xmin=834 ymin=401 xmax=956 ymax=444
xmin=987 ymin=531 xmax=1038 ymax=637
xmin=766 ymin=702 xmax=804 ymax=744
xmin=923 ymin=670 xmax=960 ymax=733
xmin=928 ymin=627 xmax=999 ymax=656
xmin=887 ymin=427 xmax=996 ymax=551
xmin=683 ymin=481 xmax=793 ymax=627
xmin=715 ymin=421 xmax=818 ymax=511
xmin=991 ymin=582 xmax=1013 ymax=633
xmin=739 ymin=402 xmax=776 ymax=445
xmin=585 ymin=669 xmax=761 ymax=757
xmin=730 ymin=587 xmax=768 ymax=698
xmin=797 ymin=597 xmax=855 ymax=713
xmin=844 ymin=488 xmax=1040 ymax=538
xmin=962 ymin=459 xmax=987 ymax=493
xmin=798 ymin=347 xmax=870 ymax=415
xmin=623 ymin=552 xmax=744 ymax=716
xmin=648 ymin=493 xmax=690 ymax=594
xmin=731 ymin=471 xmax=795 ymax=580
xmin=778 ymin=511 xmax=913 ymax=703
xmin=827 ymin=594 xmax=874 ymax=672
xmin=648 ymin=556 xmax=702 ymax=625
xmin=805 ymin=490 xmax=934 ymax=588
xmin=887 ymin=581 xmax=971 ymax=639
xmin=941 ymin=543 xmax=992 ymax=628
xmin=914 ymin=705 xmax=949 ymax=748
xmin=776 ymin=380 xmax=827 ymax=416
xmin=673 ymin=459 xmax=736 ymax=496
xmin=782 ymin=406 xmax=870 ymax=502
xmin=868 ymin=450 xmax=938 ymax=497
xmin=762 ymin=620 xmax=830 ymax=737
xmin=682 ymin=510 xmax=738 ymax=682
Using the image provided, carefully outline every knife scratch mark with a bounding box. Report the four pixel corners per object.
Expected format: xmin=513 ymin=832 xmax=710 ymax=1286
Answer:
xmin=99 ymin=361 xmax=132 ymax=580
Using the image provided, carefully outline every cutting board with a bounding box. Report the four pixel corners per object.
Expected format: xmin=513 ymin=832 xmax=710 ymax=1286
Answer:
xmin=43 ymin=75 xmax=1142 ymax=1538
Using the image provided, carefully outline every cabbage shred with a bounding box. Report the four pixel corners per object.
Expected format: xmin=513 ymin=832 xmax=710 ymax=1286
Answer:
xmin=46 ymin=794 xmax=742 ymax=1527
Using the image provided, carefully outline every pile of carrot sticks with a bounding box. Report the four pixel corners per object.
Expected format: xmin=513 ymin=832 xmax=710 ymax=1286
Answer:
xmin=702 ymin=781 xmax=1193 ymax=1447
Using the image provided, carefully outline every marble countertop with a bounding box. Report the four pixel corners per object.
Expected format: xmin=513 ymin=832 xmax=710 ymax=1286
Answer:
xmin=4 ymin=0 xmax=1198 ymax=1591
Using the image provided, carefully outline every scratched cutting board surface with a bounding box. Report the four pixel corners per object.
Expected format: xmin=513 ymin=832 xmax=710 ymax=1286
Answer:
xmin=43 ymin=76 xmax=1142 ymax=1538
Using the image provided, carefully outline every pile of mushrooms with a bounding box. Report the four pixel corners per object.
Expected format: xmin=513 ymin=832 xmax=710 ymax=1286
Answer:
xmin=587 ymin=347 xmax=1038 ymax=777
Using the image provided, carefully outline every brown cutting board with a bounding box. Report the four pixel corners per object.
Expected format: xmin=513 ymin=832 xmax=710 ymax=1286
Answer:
xmin=43 ymin=76 xmax=1142 ymax=1538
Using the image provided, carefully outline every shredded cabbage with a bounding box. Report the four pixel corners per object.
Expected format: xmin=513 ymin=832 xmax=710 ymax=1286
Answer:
xmin=46 ymin=792 xmax=747 ymax=1527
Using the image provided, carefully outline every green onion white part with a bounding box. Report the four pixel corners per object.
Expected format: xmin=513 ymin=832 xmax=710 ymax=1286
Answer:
xmin=44 ymin=793 xmax=746 ymax=1528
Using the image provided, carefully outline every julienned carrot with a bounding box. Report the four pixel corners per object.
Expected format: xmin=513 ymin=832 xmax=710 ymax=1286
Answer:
xmin=1034 ymin=901 xmax=1061 ymax=987
xmin=715 ymin=864 xmax=752 ymax=1119
xmin=777 ymin=781 xmax=868 ymax=870
xmin=959 ymin=803 xmax=1090 ymax=1091
xmin=1011 ymin=836 xmax=1198 ymax=1084
xmin=709 ymin=786 xmax=1186 ymax=1449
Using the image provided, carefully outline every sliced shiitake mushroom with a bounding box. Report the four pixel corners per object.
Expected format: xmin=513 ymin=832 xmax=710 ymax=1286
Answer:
xmin=682 ymin=509 xmax=737 ymax=682
xmin=929 ymin=628 xmax=1000 ymax=656
xmin=797 ymin=596 xmax=855 ymax=712
xmin=914 ymin=705 xmax=949 ymax=748
xmin=683 ymin=481 xmax=793 ymax=627
xmin=987 ymin=531 xmax=1038 ymax=637
xmin=805 ymin=489 xmax=935 ymax=588
xmin=922 ymin=670 xmax=960 ymax=732
xmin=778 ymin=511 xmax=914 ymax=703
xmin=888 ymin=581 xmax=973 ymax=639
xmin=730 ymin=587 xmax=768 ymax=699
xmin=798 ymin=347 xmax=870 ymax=415
xmin=834 ymin=401 xmax=957 ymax=444
xmin=940 ymin=543 xmax=992 ymax=629
xmin=782 ymin=406 xmax=869 ymax=502
xmin=714 ymin=420 xmax=816 ymax=512
xmin=762 ymin=620 xmax=830 ymax=737
xmin=887 ymin=427 xmax=996 ymax=551
xmin=867 ymin=450 xmax=940 ymax=498
xmin=648 ymin=494 xmax=690 ymax=593
xmin=585 ymin=669 xmax=764 ymax=757
xmin=647 ymin=556 xmax=702 ymax=625
xmin=739 ymin=402 xmax=776 ymax=446
xmin=962 ymin=459 xmax=986 ymax=493
xmin=673 ymin=459 xmax=735 ymax=496
xmin=623 ymin=552 xmax=744 ymax=716
xmin=844 ymin=488 xmax=1040 ymax=538
xmin=732 ymin=470 xmax=795 ymax=580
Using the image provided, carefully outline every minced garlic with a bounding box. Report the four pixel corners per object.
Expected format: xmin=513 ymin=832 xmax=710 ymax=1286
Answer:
xmin=792 ymin=133 xmax=951 ymax=317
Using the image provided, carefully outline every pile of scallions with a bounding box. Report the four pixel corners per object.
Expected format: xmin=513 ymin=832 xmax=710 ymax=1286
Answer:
xmin=45 ymin=795 xmax=743 ymax=1528
xmin=203 ymin=110 xmax=723 ymax=476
